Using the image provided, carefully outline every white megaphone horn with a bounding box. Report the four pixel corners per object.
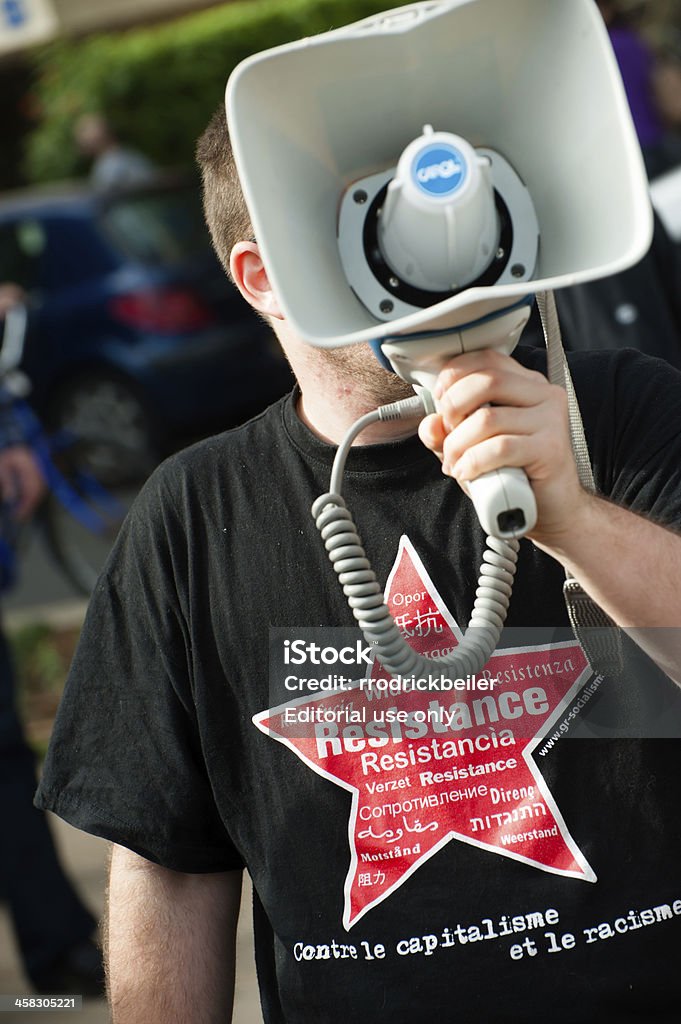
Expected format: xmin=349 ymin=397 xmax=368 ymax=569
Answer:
xmin=226 ymin=0 xmax=652 ymax=540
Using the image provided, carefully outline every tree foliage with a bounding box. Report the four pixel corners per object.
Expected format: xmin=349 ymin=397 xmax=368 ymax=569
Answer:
xmin=25 ymin=0 xmax=396 ymax=183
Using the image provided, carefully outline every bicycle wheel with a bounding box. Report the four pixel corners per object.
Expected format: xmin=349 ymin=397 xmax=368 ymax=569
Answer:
xmin=39 ymin=437 xmax=154 ymax=595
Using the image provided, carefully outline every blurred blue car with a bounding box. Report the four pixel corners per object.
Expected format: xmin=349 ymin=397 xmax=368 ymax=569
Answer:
xmin=0 ymin=178 xmax=293 ymax=458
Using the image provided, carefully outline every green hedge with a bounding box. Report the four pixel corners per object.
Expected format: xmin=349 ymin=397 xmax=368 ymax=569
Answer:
xmin=25 ymin=0 xmax=404 ymax=183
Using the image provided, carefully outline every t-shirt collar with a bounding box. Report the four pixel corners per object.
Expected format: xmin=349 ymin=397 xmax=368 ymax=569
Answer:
xmin=281 ymin=386 xmax=434 ymax=476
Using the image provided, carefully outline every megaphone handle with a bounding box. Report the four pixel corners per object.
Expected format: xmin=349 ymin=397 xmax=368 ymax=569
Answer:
xmin=383 ymin=320 xmax=537 ymax=539
xmin=416 ymin=377 xmax=537 ymax=539
xmin=466 ymin=466 xmax=536 ymax=540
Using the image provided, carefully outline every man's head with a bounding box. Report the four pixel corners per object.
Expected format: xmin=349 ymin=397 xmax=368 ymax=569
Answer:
xmin=74 ymin=113 xmax=116 ymax=158
xmin=195 ymin=105 xmax=414 ymax=412
xmin=0 ymin=283 xmax=25 ymax=318
xmin=196 ymin=105 xmax=284 ymax=324
xmin=196 ymin=105 xmax=253 ymax=279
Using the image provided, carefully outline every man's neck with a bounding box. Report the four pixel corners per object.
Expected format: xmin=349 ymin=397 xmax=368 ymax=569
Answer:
xmin=281 ymin=331 xmax=422 ymax=446
xmin=297 ymin=379 xmax=423 ymax=446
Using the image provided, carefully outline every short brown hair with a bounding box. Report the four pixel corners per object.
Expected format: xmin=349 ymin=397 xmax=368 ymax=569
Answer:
xmin=196 ymin=105 xmax=252 ymax=276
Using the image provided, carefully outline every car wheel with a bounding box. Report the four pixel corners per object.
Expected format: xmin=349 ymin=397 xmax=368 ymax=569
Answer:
xmin=40 ymin=436 xmax=145 ymax=595
xmin=48 ymin=371 xmax=160 ymax=467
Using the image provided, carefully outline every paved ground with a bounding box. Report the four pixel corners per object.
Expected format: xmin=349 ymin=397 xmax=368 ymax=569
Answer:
xmin=4 ymin=530 xmax=82 ymax=617
xmin=0 ymin=816 xmax=263 ymax=1023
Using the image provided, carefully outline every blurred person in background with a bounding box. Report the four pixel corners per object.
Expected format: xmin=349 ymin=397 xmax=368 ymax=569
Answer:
xmin=73 ymin=113 xmax=157 ymax=191
xmin=597 ymin=0 xmax=676 ymax=177
xmin=0 ymin=284 xmax=104 ymax=996
xmin=522 ymin=212 xmax=681 ymax=369
xmin=651 ymin=28 xmax=681 ymax=170
xmin=547 ymin=6 xmax=681 ymax=369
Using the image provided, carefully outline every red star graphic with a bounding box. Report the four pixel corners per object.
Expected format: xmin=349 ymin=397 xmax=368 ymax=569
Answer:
xmin=255 ymin=537 xmax=597 ymax=929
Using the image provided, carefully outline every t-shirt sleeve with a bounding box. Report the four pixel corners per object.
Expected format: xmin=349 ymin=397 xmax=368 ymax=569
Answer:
xmin=35 ymin=461 xmax=244 ymax=873
xmin=519 ymin=345 xmax=681 ymax=527
xmin=587 ymin=349 xmax=681 ymax=527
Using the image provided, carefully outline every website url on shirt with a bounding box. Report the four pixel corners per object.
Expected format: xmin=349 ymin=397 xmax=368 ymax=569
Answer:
xmin=536 ymin=677 xmax=604 ymax=756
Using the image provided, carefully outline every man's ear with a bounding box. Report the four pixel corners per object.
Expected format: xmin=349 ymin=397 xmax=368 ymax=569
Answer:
xmin=230 ymin=241 xmax=284 ymax=320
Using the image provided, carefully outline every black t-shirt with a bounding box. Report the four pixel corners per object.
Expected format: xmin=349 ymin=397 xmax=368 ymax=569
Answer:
xmin=36 ymin=347 xmax=681 ymax=1023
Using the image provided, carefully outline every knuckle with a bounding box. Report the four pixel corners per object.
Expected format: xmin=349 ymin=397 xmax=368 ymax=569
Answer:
xmin=527 ymin=368 xmax=549 ymax=387
xmin=548 ymin=383 xmax=569 ymax=411
xmin=417 ymin=413 xmax=438 ymax=446
xmin=494 ymin=435 xmax=514 ymax=461
xmin=437 ymin=367 xmax=458 ymax=393
xmin=442 ymin=433 xmax=463 ymax=465
xmin=476 ymin=405 xmax=497 ymax=434
xmin=481 ymin=348 xmax=503 ymax=368
xmin=483 ymin=367 xmax=505 ymax=392
xmin=463 ymin=447 xmax=480 ymax=479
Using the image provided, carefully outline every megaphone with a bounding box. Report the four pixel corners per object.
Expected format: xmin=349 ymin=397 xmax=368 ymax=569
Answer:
xmin=226 ymin=0 xmax=652 ymax=541
xmin=225 ymin=0 xmax=653 ymax=681
xmin=226 ymin=0 xmax=651 ymax=344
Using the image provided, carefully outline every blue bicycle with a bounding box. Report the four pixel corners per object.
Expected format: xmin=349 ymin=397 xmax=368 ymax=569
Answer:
xmin=0 ymin=306 xmax=151 ymax=595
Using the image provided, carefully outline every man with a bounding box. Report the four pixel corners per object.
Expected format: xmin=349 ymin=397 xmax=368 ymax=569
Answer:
xmin=35 ymin=104 xmax=681 ymax=1023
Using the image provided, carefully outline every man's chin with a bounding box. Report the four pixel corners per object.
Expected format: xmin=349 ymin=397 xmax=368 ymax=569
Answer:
xmin=322 ymin=342 xmax=416 ymax=405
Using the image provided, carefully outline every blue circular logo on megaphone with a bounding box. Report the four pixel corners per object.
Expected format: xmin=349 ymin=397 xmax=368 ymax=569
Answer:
xmin=413 ymin=143 xmax=467 ymax=197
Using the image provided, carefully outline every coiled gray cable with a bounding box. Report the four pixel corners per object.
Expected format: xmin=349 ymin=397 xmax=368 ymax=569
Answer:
xmin=311 ymin=396 xmax=520 ymax=682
